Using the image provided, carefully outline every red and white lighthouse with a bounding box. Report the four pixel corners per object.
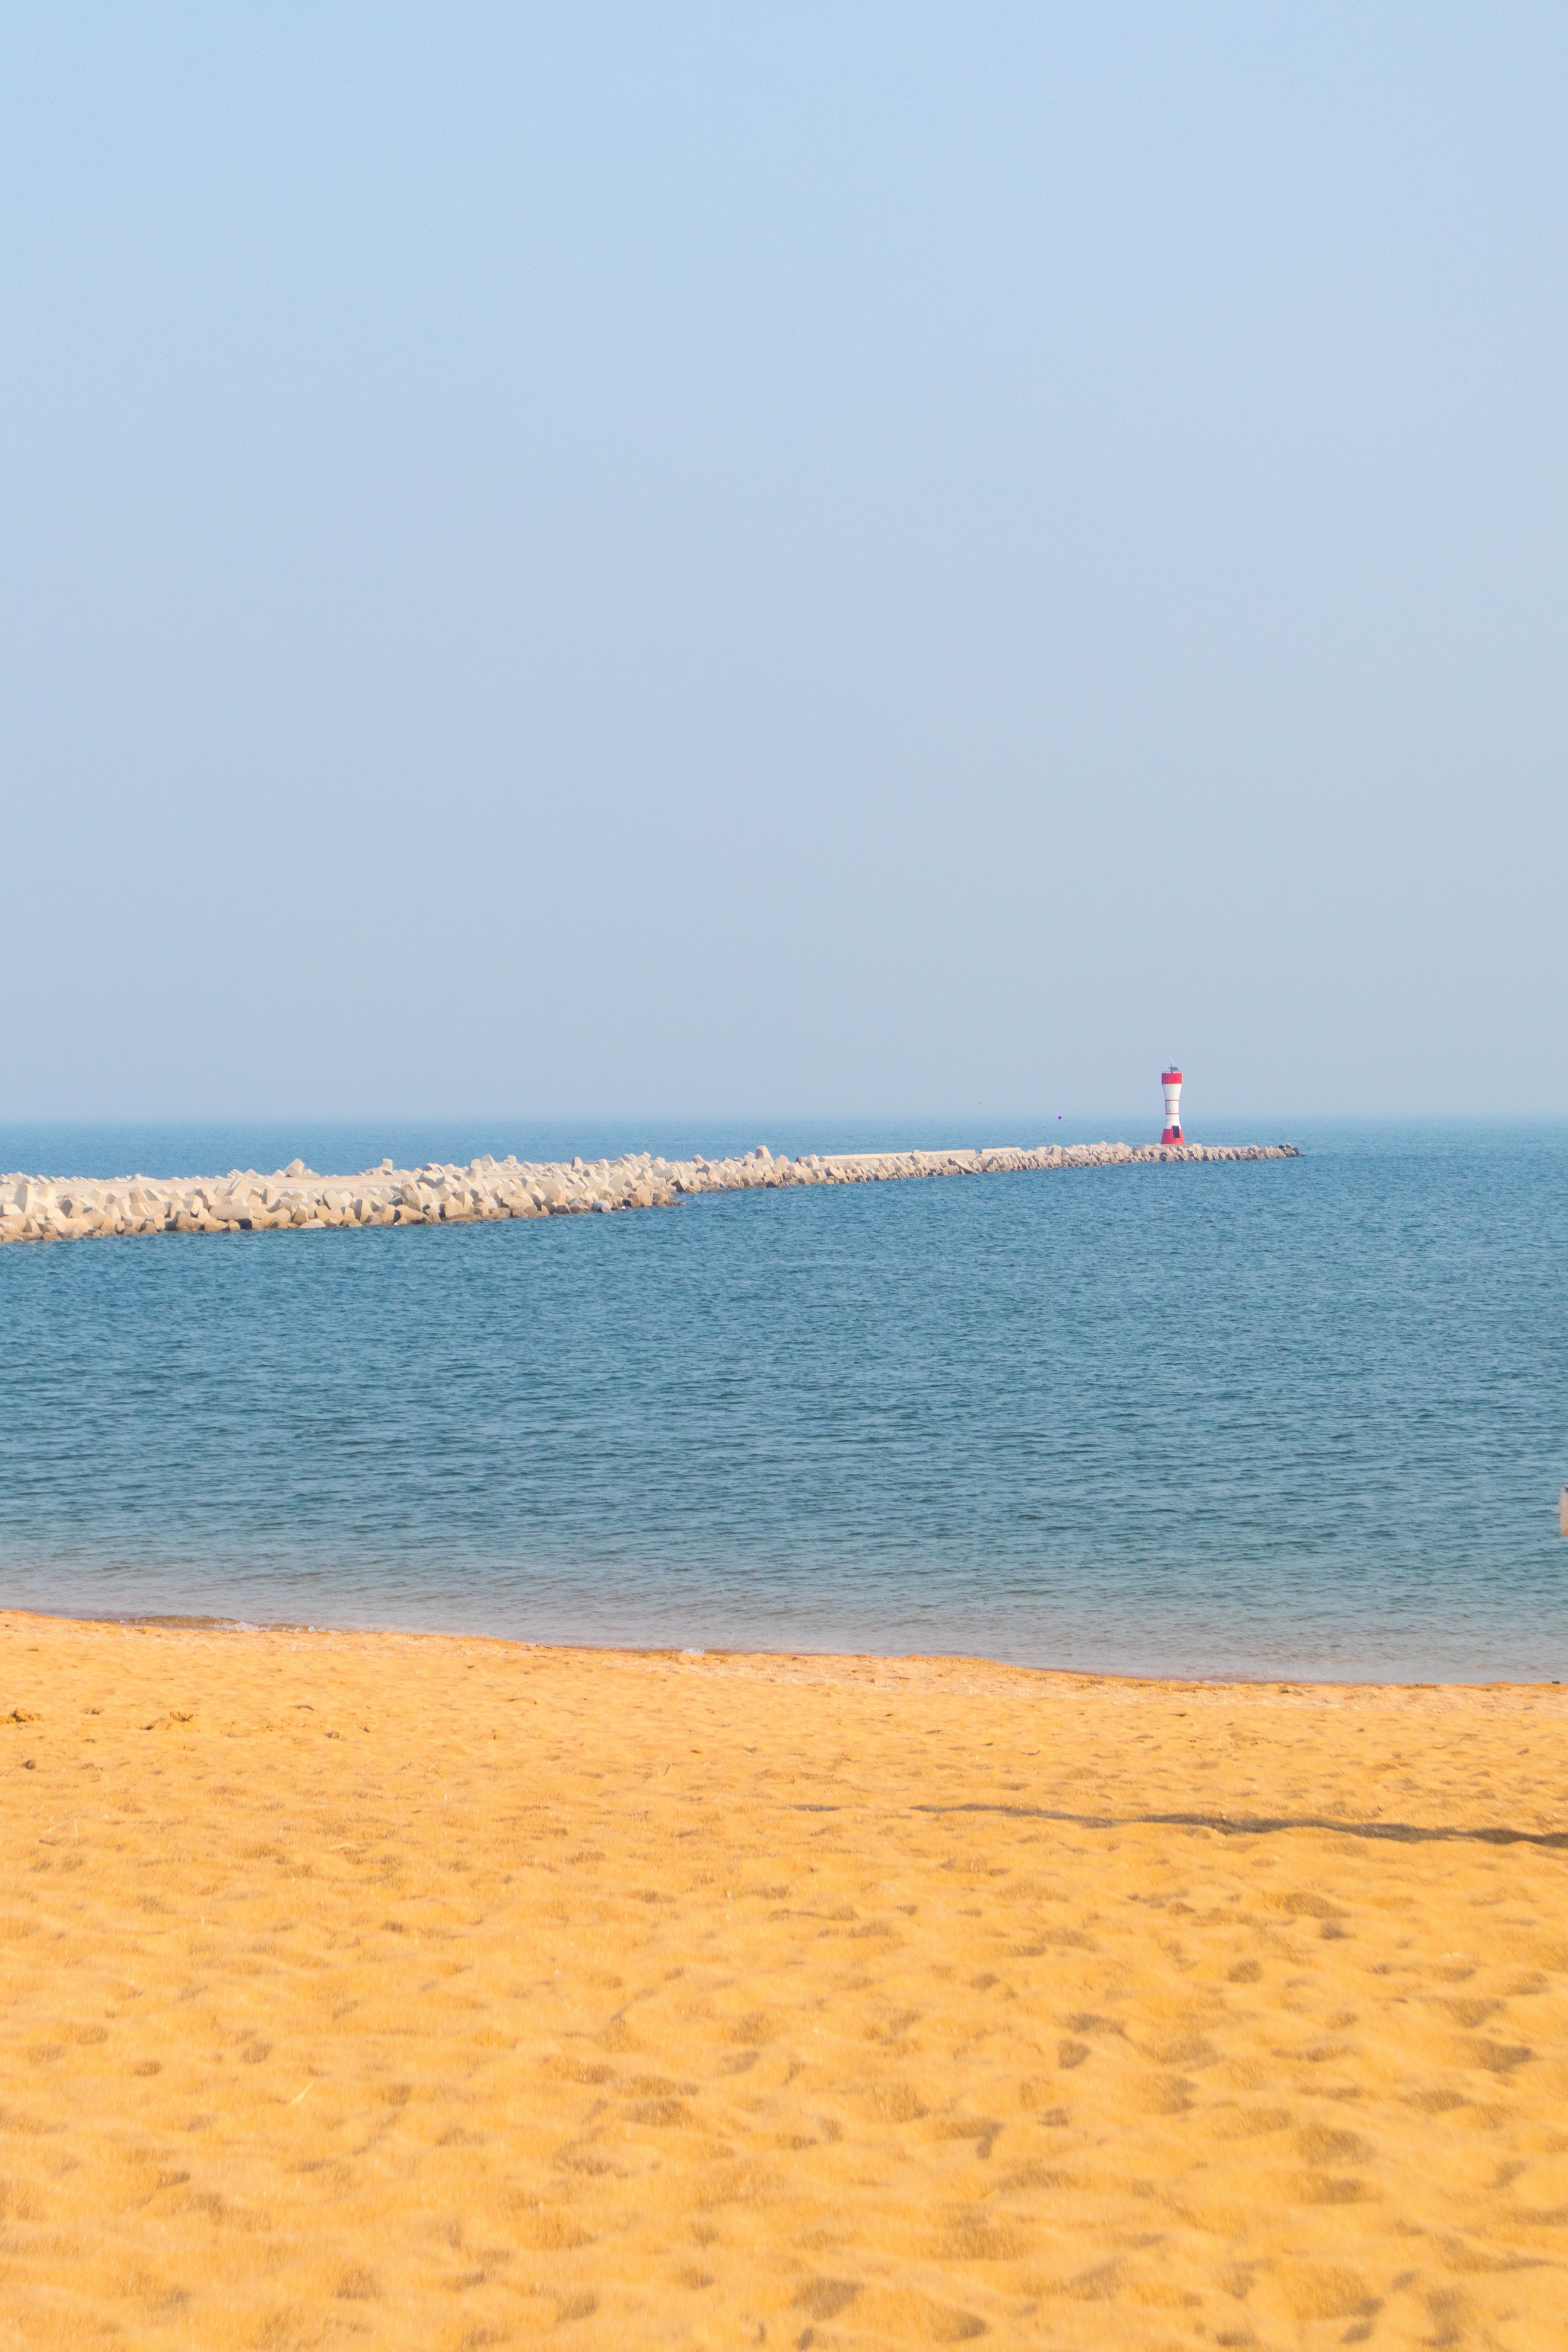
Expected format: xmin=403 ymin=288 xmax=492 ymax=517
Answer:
xmin=1160 ymin=1066 xmax=1184 ymax=1144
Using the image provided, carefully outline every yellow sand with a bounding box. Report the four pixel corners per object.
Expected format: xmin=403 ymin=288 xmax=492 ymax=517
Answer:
xmin=2 ymin=1615 xmax=1566 ymax=2349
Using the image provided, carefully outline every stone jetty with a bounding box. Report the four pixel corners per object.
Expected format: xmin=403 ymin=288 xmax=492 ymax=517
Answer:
xmin=0 ymin=1139 xmax=1298 ymax=1245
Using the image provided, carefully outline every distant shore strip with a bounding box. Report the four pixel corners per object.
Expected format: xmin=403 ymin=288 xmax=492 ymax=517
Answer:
xmin=0 ymin=1138 xmax=1300 ymax=1244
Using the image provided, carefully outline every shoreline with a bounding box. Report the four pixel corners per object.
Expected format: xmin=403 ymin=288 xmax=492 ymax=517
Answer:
xmin=4 ymin=1600 xmax=1559 ymax=1691
xmin=4 ymin=1610 xmax=1564 ymax=2345
xmin=0 ymin=1134 xmax=1300 ymax=1244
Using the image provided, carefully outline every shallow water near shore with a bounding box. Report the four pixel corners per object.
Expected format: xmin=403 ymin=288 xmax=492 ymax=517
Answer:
xmin=0 ymin=1117 xmax=1564 ymax=1679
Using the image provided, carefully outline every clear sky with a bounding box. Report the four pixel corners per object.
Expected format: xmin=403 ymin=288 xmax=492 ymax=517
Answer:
xmin=2 ymin=5 xmax=1564 ymax=1122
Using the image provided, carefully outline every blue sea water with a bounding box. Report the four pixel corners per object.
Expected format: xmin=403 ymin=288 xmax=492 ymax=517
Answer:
xmin=0 ymin=1117 xmax=1564 ymax=1681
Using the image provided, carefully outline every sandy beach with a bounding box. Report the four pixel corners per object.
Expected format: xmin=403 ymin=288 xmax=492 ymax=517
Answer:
xmin=2 ymin=1616 xmax=1564 ymax=2348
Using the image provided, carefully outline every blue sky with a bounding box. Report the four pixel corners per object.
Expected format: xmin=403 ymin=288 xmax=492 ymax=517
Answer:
xmin=2 ymin=5 xmax=1564 ymax=1120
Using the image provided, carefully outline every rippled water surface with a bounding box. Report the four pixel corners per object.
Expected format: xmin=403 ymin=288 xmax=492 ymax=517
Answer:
xmin=1 ymin=1117 xmax=1564 ymax=1678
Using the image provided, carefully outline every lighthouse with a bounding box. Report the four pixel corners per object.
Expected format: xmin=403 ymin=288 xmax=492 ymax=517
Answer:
xmin=1160 ymin=1066 xmax=1184 ymax=1144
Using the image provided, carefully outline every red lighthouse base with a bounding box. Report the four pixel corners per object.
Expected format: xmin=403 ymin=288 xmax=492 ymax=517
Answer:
xmin=1160 ymin=1124 xmax=1183 ymax=1143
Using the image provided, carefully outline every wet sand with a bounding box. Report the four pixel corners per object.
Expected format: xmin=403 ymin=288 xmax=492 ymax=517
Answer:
xmin=2 ymin=1614 xmax=1565 ymax=2348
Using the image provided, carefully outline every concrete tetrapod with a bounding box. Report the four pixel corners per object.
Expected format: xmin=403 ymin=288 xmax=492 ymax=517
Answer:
xmin=0 ymin=1140 xmax=1300 ymax=1245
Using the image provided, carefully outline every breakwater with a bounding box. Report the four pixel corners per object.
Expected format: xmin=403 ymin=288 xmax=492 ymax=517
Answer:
xmin=0 ymin=1138 xmax=1298 ymax=1244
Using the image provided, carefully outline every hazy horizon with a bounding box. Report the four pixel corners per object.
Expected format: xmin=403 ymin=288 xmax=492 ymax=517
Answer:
xmin=4 ymin=5 xmax=1565 ymax=1124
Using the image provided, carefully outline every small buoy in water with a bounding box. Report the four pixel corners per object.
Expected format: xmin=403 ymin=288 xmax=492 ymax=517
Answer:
xmin=1560 ymin=1485 xmax=1568 ymax=1538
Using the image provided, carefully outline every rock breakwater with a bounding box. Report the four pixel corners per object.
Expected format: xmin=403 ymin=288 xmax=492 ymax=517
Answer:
xmin=0 ymin=1139 xmax=1299 ymax=1245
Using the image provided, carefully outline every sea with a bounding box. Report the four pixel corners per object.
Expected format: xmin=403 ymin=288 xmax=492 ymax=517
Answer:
xmin=1 ymin=1116 xmax=1564 ymax=1683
